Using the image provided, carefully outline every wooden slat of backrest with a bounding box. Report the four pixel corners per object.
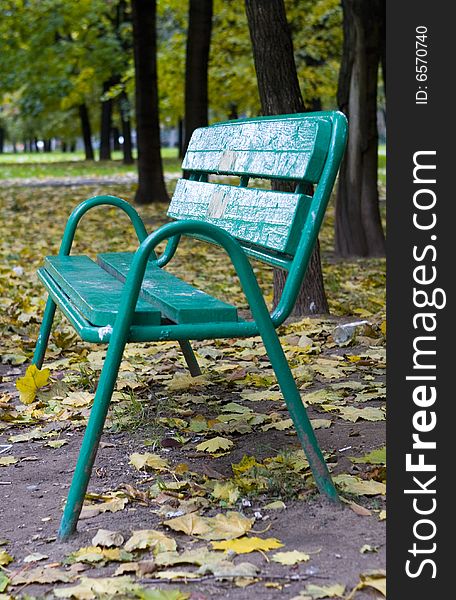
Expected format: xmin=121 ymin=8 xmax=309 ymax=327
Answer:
xmin=182 ymin=116 xmax=332 ymax=182
xmin=168 ymin=180 xmax=311 ymax=255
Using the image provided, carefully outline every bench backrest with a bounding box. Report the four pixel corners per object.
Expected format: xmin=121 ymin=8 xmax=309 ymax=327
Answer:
xmin=167 ymin=111 xmax=347 ymax=319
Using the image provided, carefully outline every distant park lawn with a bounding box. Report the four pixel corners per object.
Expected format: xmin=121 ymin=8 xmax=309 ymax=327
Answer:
xmin=0 ymin=147 xmax=181 ymax=179
xmin=1 ymin=145 xmax=386 ymax=183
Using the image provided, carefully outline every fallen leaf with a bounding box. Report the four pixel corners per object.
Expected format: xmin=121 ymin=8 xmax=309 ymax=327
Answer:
xmin=263 ymin=500 xmax=286 ymax=510
xmin=46 ymin=440 xmax=68 ymax=449
xmin=297 ymin=583 xmax=346 ymax=599
xmin=0 ymin=551 xmax=13 ymax=566
xmin=195 ymin=437 xmax=233 ymax=453
xmin=272 ymin=550 xmax=310 ymax=565
xmin=114 ymin=560 xmax=157 ymax=577
xmin=348 ymin=501 xmax=372 ymax=517
xmin=0 ymin=572 xmax=9 ymax=593
xmin=360 ymin=545 xmax=379 ymax=554
xmin=66 ymin=546 xmax=133 ymax=565
xmin=379 ymin=510 xmax=386 ymax=521
xmin=124 ymin=530 xmax=177 ymax=554
xmin=16 ymin=364 xmax=50 ymax=404
xmin=91 ymin=529 xmax=125 ymax=548
xmin=350 ymin=447 xmax=386 ymax=465
xmin=23 ymin=552 xmax=49 ymax=563
xmin=338 ymin=407 xmax=385 ymax=422
xmin=154 ymin=570 xmax=200 ymax=580
xmin=211 ymin=482 xmax=240 ymax=505
xmin=11 ymin=566 xmax=73 ymax=585
xmin=346 ymin=570 xmax=386 ymax=599
xmin=135 ymin=589 xmax=189 ymax=600
xmin=310 ymin=419 xmax=332 ymax=429
xmin=164 ymin=511 xmax=253 ymax=540
xmin=54 ymin=575 xmax=138 ymax=599
xmin=199 ymin=560 xmax=259 ymax=579
xmin=129 ymin=452 xmax=169 ymax=471
xmin=211 ymin=536 xmax=283 ymax=554
xmin=80 ymin=497 xmax=128 ymax=519
xmin=0 ymin=456 xmax=18 ymax=466
xmin=333 ymin=474 xmax=386 ymax=496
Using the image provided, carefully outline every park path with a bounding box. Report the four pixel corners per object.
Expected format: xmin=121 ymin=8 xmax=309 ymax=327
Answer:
xmin=1 ymin=173 xmax=176 ymax=188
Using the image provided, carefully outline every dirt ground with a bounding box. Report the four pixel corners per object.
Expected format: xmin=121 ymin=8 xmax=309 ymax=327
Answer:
xmin=0 ymin=344 xmax=386 ymax=600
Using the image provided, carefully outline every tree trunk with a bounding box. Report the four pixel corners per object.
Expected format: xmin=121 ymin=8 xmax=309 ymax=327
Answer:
xmin=177 ymin=117 xmax=184 ymax=158
xmin=245 ymin=0 xmax=329 ymax=315
xmin=0 ymin=128 xmax=4 ymax=153
xmin=79 ymin=104 xmax=94 ymax=160
xmin=99 ymin=80 xmax=113 ymax=160
xmin=112 ymin=126 xmax=121 ymax=151
xmin=119 ymin=91 xmax=134 ymax=165
xmin=131 ymin=0 xmax=168 ymax=204
xmin=183 ymin=0 xmax=213 ymax=157
xmin=335 ymin=0 xmax=385 ymax=257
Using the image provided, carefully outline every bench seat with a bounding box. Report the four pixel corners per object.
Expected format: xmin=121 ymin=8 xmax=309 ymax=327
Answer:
xmin=40 ymin=254 xmax=238 ymax=330
xmin=97 ymin=252 xmax=237 ymax=325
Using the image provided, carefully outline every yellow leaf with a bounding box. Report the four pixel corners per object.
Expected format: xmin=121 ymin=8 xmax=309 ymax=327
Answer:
xmin=79 ymin=497 xmax=128 ymax=520
xmin=129 ymin=452 xmax=169 ymax=471
xmin=380 ymin=320 xmax=386 ymax=335
xmin=212 ymin=482 xmax=241 ymax=505
xmin=124 ymin=530 xmax=177 ymax=554
xmin=379 ymin=510 xmax=387 ymax=521
xmin=16 ymin=364 xmax=50 ymax=404
xmin=0 ymin=456 xmax=18 ymax=466
xmin=333 ymin=474 xmax=386 ymax=496
xmin=195 ymin=437 xmax=233 ymax=453
xmin=346 ymin=571 xmax=386 ymax=599
xmin=299 ymin=583 xmax=346 ymax=598
xmin=310 ymin=419 xmax=332 ymax=429
xmin=164 ymin=511 xmax=253 ymax=540
xmin=54 ymin=575 xmax=138 ymax=599
xmin=155 ymin=570 xmax=200 ymax=580
xmin=0 ymin=550 xmax=13 ymax=566
xmin=263 ymin=500 xmax=286 ymax=510
xmin=337 ymin=407 xmax=385 ymax=422
xmin=211 ymin=536 xmax=283 ymax=554
xmin=272 ymin=550 xmax=310 ymax=565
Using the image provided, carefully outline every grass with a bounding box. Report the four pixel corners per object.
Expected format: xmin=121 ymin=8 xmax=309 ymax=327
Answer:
xmin=1 ymin=145 xmax=386 ymax=183
xmin=0 ymin=147 xmax=181 ymax=179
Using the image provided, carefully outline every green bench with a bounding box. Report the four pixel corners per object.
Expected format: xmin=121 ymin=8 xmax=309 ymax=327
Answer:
xmin=32 ymin=111 xmax=348 ymax=539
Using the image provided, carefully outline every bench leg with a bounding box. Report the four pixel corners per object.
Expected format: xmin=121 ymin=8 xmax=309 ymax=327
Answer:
xmin=33 ymin=296 xmax=57 ymax=368
xmin=178 ymin=340 xmax=201 ymax=377
xmin=58 ymin=337 xmax=128 ymax=540
xmin=254 ymin=317 xmax=339 ymax=502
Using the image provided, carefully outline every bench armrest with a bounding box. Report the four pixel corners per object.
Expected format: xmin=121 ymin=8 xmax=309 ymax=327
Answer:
xmin=116 ymin=220 xmax=274 ymax=329
xmin=59 ymin=195 xmax=150 ymax=256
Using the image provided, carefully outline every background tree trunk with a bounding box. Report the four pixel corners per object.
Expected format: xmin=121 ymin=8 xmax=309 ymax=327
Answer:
xmin=131 ymin=0 xmax=168 ymax=204
xmin=335 ymin=0 xmax=385 ymax=257
xmin=79 ymin=104 xmax=94 ymax=160
xmin=99 ymin=80 xmax=113 ymax=160
xmin=0 ymin=128 xmax=4 ymax=154
xmin=183 ymin=0 xmax=213 ymax=157
xmin=119 ymin=91 xmax=134 ymax=165
xmin=245 ymin=0 xmax=329 ymax=315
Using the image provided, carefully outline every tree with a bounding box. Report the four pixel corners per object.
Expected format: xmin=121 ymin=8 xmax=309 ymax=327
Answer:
xmin=335 ymin=0 xmax=385 ymax=257
xmin=79 ymin=104 xmax=95 ymax=160
xmin=183 ymin=0 xmax=213 ymax=157
xmin=131 ymin=0 xmax=168 ymax=204
xmin=245 ymin=0 xmax=329 ymax=315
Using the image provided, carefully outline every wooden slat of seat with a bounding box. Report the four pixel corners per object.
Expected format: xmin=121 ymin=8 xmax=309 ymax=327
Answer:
xmin=168 ymin=180 xmax=312 ymax=256
xmin=182 ymin=115 xmax=332 ymax=182
xmin=97 ymin=252 xmax=238 ymax=324
xmin=43 ymin=256 xmax=161 ymax=327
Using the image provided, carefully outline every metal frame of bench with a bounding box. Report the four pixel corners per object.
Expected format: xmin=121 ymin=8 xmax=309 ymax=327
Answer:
xmin=32 ymin=111 xmax=348 ymax=539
